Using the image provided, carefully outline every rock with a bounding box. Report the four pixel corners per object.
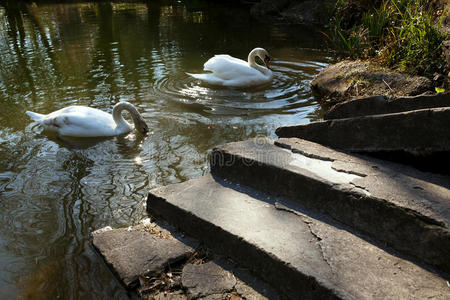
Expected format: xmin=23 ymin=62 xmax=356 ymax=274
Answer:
xmin=276 ymin=107 xmax=450 ymax=154
xmin=146 ymin=291 xmax=187 ymax=300
xmin=182 ymin=261 xmax=236 ymax=298
xmin=180 ymin=259 xmax=279 ymax=299
xmin=91 ymin=222 xmax=197 ymax=289
xmin=249 ymin=0 xmax=335 ymax=25
xmin=324 ymin=93 xmax=450 ymax=119
xmin=310 ymin=60 xmax=433 ymax=104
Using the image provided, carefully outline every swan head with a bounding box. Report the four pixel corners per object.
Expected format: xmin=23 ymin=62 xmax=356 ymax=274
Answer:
xmin=264 ymin=54 xmax=271 ymax=68
xmin=249 ymin=48 xmax=271 ymax=69
xmin=134 ymin=113 xmax=149 ymax=135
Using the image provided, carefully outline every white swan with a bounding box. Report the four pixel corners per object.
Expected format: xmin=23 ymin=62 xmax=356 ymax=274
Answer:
xmin=187 ymin=47 xmax=273 ymax=87
xmin=26 ymin=102 xmax=149 ymax=137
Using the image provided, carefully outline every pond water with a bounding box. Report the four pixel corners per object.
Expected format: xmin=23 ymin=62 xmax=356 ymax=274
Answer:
xmin=0 ymin=1 xmax=333 ymax=299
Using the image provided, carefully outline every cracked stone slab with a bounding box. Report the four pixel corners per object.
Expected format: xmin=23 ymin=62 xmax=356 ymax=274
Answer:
xmin=276 ymin=107 xmax=450 ymax=153
xmin=210 ymin=138 xmax=450 ymax=274
xmin=91 ymin=220 xmax=197 ymax=289
xmin=324 ymin=94 xmax=450 ymax=120
xmin=147 ymin=174 xmax=449 ymax=299
xmin=182 ymin=261 xmax=236 ymax=298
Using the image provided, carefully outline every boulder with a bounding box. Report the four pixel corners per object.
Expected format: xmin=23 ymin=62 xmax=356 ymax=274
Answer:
xmin=311 ymin=60 xmax=433 ymax=104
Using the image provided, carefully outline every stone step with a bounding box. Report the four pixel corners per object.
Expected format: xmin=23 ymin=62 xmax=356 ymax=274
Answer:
xmin=209 ymin=138 xmax=450 ymax=275
xmin=324 ymin=94 xmax=450 ymax=120
xmin=275 ymin=107 xmax=450 ymax=153
xmin=91 ymin=221 xmax=198 ymax=289
xmin=147 ymin=174 xmax=449 ymax=300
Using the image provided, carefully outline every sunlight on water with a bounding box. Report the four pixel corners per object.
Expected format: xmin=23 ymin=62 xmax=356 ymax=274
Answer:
xmin=0 ymin=1 xmax=333 ymax=298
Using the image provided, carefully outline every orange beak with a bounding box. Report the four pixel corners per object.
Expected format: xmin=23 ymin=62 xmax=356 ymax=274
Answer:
xmin=264 ymin=57 xmax=270 ymax=68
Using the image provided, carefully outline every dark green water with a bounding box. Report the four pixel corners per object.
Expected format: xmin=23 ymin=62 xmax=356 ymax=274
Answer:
xmin=0 ymin=1 xmax=333 ymax=299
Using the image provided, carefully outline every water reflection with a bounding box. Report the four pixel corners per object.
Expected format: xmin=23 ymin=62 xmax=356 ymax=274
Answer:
xmin=0 ymin=0 xmax=332 ymax=298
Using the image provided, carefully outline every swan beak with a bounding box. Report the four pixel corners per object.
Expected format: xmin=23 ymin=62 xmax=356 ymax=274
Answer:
xmin=141 ymin=123 xmax=149 ymax=135
xmin=264 ymin=56 xmax=271 ymax=68
xmin=137 ymin=118 xmax=149 ymax=135
xmin=141 ymin=124 xmax=149 ymax=135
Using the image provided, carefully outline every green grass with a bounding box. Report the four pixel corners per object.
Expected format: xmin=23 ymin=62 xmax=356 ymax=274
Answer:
xmin=329 ymin=0 xmax=448 ymax=76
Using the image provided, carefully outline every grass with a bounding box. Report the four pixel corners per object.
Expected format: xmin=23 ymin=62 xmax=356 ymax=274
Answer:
xmin=328 ymin=0 xmax=448 ymax=76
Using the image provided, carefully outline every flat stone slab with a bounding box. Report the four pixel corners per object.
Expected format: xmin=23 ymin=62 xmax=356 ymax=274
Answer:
xmin=182 ymin=261 xmax=236 ymax=298
xmin=210 ymin=138 xmax=450 ymax=274
xmin=91 ymin=219 xmax=197 ymax=289
xmin=276 ymin=107 xmax=450 ymax=153
xmin=180 ymin=259 xmax=280 ymax=300
xmin=324 ymin=94 xmax=450 ymax=120
xmin=180 ymin=259 xmax=279 ymax=300
xmin=147 ymin=174 xmax=450 ymax=299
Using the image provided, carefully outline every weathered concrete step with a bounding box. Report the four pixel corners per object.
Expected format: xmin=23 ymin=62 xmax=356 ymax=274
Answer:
xmin=91 ymin=220 xmax=198 ymax=289
xmin=147 ymin=175 xmax=449 ymax=299
xmin=210 ymin=138 xmax=450 ymax=275
xmin=276 ymin=107 xmax=450 ymax=153
xmin=324 ymin=94 xmax=450 ymax=120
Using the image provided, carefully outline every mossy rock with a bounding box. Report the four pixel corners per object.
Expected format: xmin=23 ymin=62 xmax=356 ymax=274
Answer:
xmin=311 ymin=60 xmax=433 ymax=105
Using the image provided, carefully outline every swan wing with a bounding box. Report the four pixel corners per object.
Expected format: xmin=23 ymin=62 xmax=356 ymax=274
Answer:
xmin=203 ymin=55 xmax=258 ymax=80
xmin=204 ymin=54 xmax=247 ymax=69
xmin=41 ymin=107 xmax=117 ymax=137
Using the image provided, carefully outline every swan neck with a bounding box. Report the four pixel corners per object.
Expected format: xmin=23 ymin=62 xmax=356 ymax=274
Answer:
xmin=248 ymin=49 xmax=269 ymax=74
xmin=112 ymin=102 xmax=138 ymax=129
xmin=247 ymin=49 xmax=258 ymax=68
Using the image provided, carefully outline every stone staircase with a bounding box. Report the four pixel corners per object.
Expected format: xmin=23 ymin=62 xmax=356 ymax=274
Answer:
xmin=147 ymin=138 xmax=449 ymax=299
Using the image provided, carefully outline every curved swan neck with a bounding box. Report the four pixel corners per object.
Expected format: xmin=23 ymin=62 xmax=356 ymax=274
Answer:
xmin=248 ymin=48 xmax=270 ymax=74
xmin=247 ymin=49 xmax=260 ymax=68
xmin=112 ymin=102 xmax=141 ymax=130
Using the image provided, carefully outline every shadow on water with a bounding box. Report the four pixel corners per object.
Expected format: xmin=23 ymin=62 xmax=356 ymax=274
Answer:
xmin=0 ymin=0 xmax=334 ymax=298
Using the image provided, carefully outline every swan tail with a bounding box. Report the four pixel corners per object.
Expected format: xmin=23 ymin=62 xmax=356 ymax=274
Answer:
xmin=26 ymin=111 xmax=45 ymax=122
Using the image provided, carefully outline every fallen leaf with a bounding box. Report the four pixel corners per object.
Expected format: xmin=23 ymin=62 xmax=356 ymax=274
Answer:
xmin=435 ymin=87 xmax=445 ymax=93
